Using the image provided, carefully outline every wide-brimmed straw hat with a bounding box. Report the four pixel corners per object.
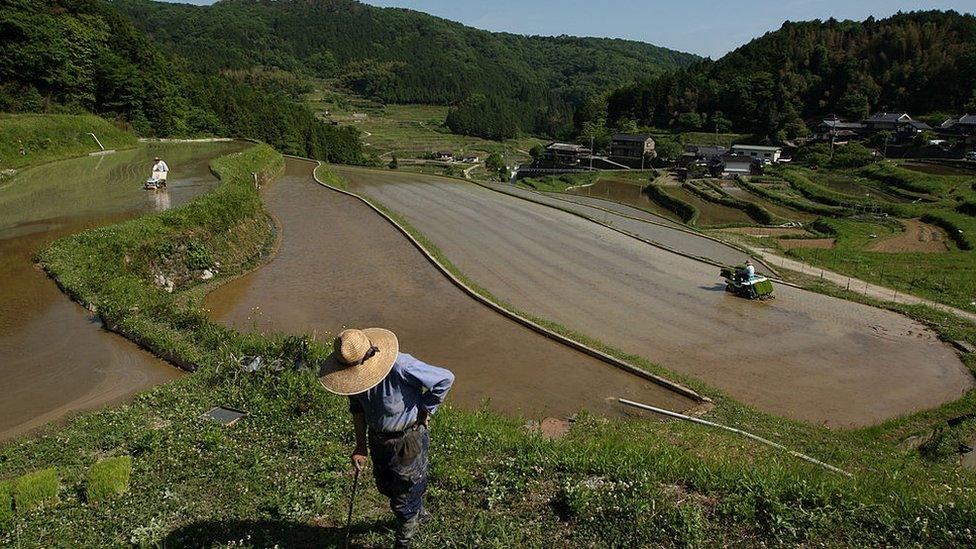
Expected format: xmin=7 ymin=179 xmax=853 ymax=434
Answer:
xmin=319 ymin=328 xmax=398 ymax=395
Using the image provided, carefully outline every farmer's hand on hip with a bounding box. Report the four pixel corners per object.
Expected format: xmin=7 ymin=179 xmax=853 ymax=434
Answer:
xmin=351 ymin=449 xmax=367 ymax=472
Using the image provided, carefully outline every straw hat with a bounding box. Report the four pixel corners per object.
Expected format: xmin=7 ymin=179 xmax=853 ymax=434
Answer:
xmin=154 ymin=156 xmax=161 ymax=161
xmin=319 ymin=328 xmax=399 ymax=395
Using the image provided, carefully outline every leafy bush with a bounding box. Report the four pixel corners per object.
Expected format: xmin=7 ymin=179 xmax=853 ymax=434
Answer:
xmin=956 ymin=201 xmax=976 ymax=216
xmin=13 ymin=469 xmax=59 ymax=513
xmin=85 ymin=456 xmax=133 ymax=503
xmin=922 ymin=212 xmax=974 ymax=250
xmin=646 ymin=184 xmax=698 ymax=223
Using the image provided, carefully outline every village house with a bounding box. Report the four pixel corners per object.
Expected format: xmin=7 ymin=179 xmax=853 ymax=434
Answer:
xmin=680 ymin=145 xmax=727 ymax=166
xmin=862 ymin=112 xmax=912 ymax=132
xmin=938 ymin=114 xmax=976 ymax=148
xmin=716 ymin=154 xmax=755 ymax=178
xmin=435 ymin=151 xmax=454 ymax=161
xmin=731 ymin=144 xmax=782 ymax=164
xmin=813 ymin=116 xmax=865 ymax=143
xmin=541 ymin=142 xmax=591 ymax=166
xmin=609 ymin=134 xmax=656 ymax=167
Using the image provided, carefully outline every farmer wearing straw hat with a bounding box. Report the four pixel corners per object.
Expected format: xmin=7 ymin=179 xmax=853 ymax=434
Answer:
xmin=320 ymin=328 xmax=454 ymax=548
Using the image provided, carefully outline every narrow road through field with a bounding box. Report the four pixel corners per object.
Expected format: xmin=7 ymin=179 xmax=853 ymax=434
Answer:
xmin=333 ymin=166 xmax=973 ymax=428
xmin=205 ymin=159 xmax=694 ymax=419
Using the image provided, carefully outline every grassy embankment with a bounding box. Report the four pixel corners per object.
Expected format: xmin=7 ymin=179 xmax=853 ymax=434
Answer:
xmin=751 ymin=163 xmax=976 ymax=312
xmin=3 ymin=146 xmax=975 ymax=545
xmin=0 ymin=114 xmax=137 ymax=173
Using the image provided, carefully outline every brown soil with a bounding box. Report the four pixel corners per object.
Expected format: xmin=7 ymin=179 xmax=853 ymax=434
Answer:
xmin=539 ymin=417 xmax=572 ymax=439
xmin=205 ymin=159 xmax=694 ymax=420
xmin=869 ymin=219 xmax=950 ymax=253
xmin=720 ymin=227 xmax=810 ymax=237
xmin=0 ymin=141 xmax=245 ymax=440
xmin=336 ymin=166 xmax=973 ymax=428
xmin=777 ymin=238 xmax=836 ymax=250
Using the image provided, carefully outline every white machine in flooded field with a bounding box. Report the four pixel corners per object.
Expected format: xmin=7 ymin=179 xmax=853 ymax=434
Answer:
xmin=145 ymin=156 xmax=169 ymax=190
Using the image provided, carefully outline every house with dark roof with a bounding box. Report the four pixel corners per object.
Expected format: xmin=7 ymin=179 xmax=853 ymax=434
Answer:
xmin=717 ymin=154 xmax=756 ymax=177
xmin=541 ymin=142 xmax=591 ymax=166
xmin=609 ymin=134 xmax=655 ymax=167
xmin=862 ymin=112 xmax=912 ymax=132
xmin=813 ymin=117 xmax=865 ymax=142
xmin=897 ymin=120 xmax=932 ymax=138
xmin=680 ymin=145 xmax=727 ymax=166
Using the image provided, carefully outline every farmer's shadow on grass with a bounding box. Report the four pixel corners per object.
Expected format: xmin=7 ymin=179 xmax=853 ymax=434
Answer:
xmin=162 ymin=518 xmax=384 ymax=548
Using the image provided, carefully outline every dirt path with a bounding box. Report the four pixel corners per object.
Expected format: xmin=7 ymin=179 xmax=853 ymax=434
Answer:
xmin=205 ymin=159 xmax=694 ymax=419
xmin=743 ymin=245 xmax=976 ymax=324
xmin=869 ymin=218 xmax=949 ymax=253
xmin=333 ymin=166 xmax=973 ymax=428
xmin=0 ymin=141 xmax=245 ymax=440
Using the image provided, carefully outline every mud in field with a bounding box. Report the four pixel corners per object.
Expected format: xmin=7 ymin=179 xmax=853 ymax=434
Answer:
xmin=336 ymin=166 xmax=973 ymax=428
xmin=482 ymin=182 xmax=771 ymax=274
xmin=0 ymin=141 xmax=245 ymax=440
xmin=568 ymin=178 xmax=682 ymax=224
xmin=205 ymin=159 xmax=694 ymax=419
xmin=868 ymin=219 xmax=949 ymax=253
xmin=662 ymin=185 xmax=754 ymax=226
xmin=777 ymin=238 xmax=836 ymax=250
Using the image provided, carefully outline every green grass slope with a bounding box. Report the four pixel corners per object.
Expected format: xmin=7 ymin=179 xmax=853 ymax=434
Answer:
xmin=0 ymin=114 xmax=136 ymax=171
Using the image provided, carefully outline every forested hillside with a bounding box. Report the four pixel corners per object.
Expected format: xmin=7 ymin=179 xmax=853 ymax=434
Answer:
xmin=0 ymin=0 xmax=366 ymax=163
xmin=584 ymin=11 xmax=976 ymax=141
xmin=109 ymin=0 xmax=698 ymax=139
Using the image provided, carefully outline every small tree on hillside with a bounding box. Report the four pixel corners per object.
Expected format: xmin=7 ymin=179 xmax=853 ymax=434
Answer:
xmin=388 ymin=154 xmax=399 ymax=169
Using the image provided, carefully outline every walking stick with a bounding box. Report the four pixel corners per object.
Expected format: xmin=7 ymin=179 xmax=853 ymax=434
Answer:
xmin=344 ymin=467 xmax=361 ymax=549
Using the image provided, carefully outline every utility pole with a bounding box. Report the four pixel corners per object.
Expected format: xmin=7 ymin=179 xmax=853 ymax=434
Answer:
xmin=589 ymin=135 xmax=594 ymax=171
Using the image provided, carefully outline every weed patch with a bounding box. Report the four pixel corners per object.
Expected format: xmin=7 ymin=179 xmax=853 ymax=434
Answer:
xmin=13 ymin=469 xmax=58 ymax=513
xmin=85 ymin=456 xmax=133 ymax=503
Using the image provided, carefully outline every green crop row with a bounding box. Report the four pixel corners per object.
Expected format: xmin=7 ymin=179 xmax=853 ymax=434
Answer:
xmin=645 ymin=183 xmax=699 ymax=224
xmin=685 ymin=180 xmax=778 ymax=224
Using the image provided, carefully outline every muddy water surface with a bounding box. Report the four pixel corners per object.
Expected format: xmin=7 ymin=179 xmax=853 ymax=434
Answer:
xmin=0 ymin=141 xmax=246 ymax=440
xmin=206 ymin=159 xmax=694 ymax=419
xmin=569 ymin=178 xmax=681 ymax=223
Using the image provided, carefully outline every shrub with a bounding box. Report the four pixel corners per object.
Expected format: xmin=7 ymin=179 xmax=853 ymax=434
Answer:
xmin=13 ymin=469 xmax=59 ymax=513
xmin=0 ymin=480 xmax=12 ymax=525
xmin=645 ymin=184 xmax=698 ymax=224
xmin=86 ymin=456 xmax=133 ymax=503
xmin=957 ymin=201 xmax=976 ymax=216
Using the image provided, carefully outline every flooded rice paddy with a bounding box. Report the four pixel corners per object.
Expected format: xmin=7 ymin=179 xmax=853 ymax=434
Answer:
xmin=205 ymin=159 xmax=695 ymax=420
xmin=568 ymin=178 xmax=681 ymax=222
xmin=661 ymin=185 xmax=754 ymax=225
xmin=0 ymin=141 xmax=245 ymax=440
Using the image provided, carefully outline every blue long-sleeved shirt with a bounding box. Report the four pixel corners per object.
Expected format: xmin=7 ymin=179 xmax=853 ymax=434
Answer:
xmin=348 ymin=353 xmax=454 ymax=433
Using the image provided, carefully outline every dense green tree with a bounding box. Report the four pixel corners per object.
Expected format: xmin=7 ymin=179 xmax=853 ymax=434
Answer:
xmin=0 ymin=0 xmax=367 ymax=164
xmin=108 ymin=0 xmax=697 ymax=139
xmin=594 ymin=11 xmax=976 ymax=140
xmin=654 ymin=138 xmax=684 ymax=163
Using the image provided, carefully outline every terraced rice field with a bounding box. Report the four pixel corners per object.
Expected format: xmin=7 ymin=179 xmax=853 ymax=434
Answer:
xmin=661 ymin=185 xmax=753 ymax=225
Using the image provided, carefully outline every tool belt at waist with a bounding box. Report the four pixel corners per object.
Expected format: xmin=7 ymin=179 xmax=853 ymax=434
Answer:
xmin=370 ymin=423 xmax=422 ymax=440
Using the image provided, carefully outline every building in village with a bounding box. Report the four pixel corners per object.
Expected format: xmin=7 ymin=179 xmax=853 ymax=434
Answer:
xmin=680 ymin=145 xmax=727 ymax=166
xmin=435 ymin=151 xmax=454 ymax=161
xmin=937 ymin=115 xmax=976 ymax=148
xmin=813 ymin=116 xmax=865 ymax=143
xmin=862 ymin=112 xmax=913 ymax=132
xmin=731 ymin=144 xmax=782 ymax=164
xmin=541 ymin=142 xmax=591 ymax=166
xmin=609 ymin=134 xmax=656 ymax=167
xmin=716 ymin=154 xmax=755 ymax=178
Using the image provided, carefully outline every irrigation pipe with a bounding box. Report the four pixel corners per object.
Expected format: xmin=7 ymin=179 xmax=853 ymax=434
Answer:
xmin=618 ymin=398 xmax=853 ymax=478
